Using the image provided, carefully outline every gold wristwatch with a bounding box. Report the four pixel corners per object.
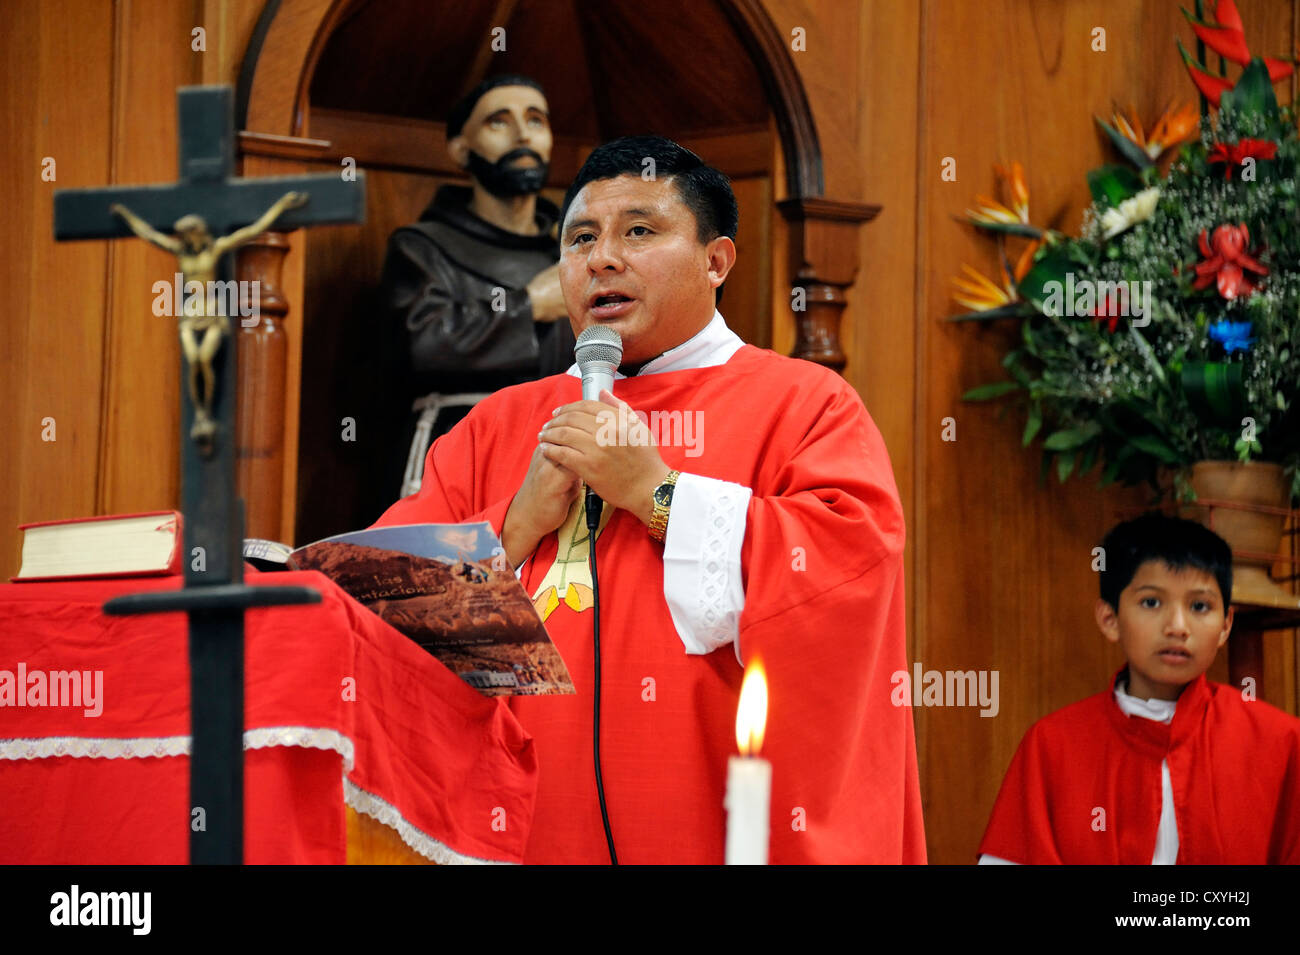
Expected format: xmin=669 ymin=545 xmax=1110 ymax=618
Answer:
xmin=648 ymin=470 xmax=680 ymax=543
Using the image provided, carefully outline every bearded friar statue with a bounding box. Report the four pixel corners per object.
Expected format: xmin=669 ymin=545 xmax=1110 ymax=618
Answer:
xmin=381 ymin=74 xmax=574 ymax=496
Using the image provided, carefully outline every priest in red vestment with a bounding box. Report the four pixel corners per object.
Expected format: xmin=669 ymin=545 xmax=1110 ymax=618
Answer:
xmin=979 ymin=513 xmax=1300 ymax=865
xmin=375 ymin=136 xmax=926 ymax=864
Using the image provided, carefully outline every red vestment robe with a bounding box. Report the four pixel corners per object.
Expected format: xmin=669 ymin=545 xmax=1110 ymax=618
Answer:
xmin=374 ymin=344 xmax=926 ymax=863
xmin=978 ymin=670 xmax=1300 ymax=864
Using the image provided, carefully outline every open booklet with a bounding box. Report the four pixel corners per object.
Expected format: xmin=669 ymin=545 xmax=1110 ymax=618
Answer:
xmin=249 ymin=523 xmax=573 ymax=697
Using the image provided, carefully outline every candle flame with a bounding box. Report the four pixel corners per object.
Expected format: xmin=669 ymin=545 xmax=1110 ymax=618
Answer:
xmin=735 ymin=661 xmax=768 ymax=756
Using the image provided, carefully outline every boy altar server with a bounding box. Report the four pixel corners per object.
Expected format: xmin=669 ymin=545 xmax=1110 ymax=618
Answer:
xmin=979 ymin=512 xmax=1300 ymax=864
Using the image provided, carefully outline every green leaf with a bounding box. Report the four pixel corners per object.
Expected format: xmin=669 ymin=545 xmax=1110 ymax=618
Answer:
xmin=1002 ymin=349 xmax=1032 ymax=387
xmin=1127 ymin=325 xmax=1167 ymax=386
xmin=1079 ymin=441 xmax=1098 ymax=476
xmin=1086 ymin=164 xmax=1143 ymax=206
xmin=1094 ymin=116 xmax=1154 ymax=170
xmin=1128 ymin=433 xmax=1180 ymax=465
xmin=1016 ymin=246 xmax=1078 ymax=312
xmin=1182 ymin=361 xmax=1244 ymax=422
xmin=1057 ymin=451 xmax=1077 ymax=482
xmin=946 ymin=303 xmax=1034 ymax=322
xmin=1099 ymin=456 xmax=1124 ymax=487
xmin=1043 ymin=421 xmax=1102 ymax=450
xmin=962 ymin=381 xmax=1022 ymax=401
xmin=1221 ymin=58 xmax=1280 ymax=121
xmin=1022 ymin=404 xmax=1043 ymax=446
xmin=966 ymin=219 xmax=1047 ymax=239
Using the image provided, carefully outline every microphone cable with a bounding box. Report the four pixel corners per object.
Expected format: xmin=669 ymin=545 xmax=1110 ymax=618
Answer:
xmin=586 ymin=487 xmax=618 ymax=865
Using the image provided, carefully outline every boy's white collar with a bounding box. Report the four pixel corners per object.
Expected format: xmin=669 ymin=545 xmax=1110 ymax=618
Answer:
xmin=1114 ymin=678 xmax=1177 ymax=724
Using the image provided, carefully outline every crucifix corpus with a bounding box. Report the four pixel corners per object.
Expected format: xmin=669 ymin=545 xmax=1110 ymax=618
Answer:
xmin=111 ymin=192 xmax=307 ymax=447
xmin=53 ymin=85 xmax=366 ymax=865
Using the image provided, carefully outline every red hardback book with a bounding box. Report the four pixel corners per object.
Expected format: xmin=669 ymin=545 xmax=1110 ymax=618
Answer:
xmin=13 ymin=511 xmax=183 ymax=582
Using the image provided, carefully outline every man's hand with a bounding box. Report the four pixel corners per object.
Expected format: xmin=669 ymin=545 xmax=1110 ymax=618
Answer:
xmin=525 ymin=264 xmax=568 ymax=323
xmin=540 ymin=391 xmax=671 ymax=527
xmin=502 ymin=443 xmax=582 ymax=567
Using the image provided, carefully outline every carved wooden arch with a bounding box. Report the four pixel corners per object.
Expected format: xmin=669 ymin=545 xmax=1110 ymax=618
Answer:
xmin=238 ymin=0 xmax=877 ymax=371
xmin=240 ymin=0 xmax=823 ymax=196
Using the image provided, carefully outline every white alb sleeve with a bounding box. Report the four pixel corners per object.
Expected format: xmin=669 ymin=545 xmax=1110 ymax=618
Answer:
xmin=660 ymin=472 xmax=751 ymax=664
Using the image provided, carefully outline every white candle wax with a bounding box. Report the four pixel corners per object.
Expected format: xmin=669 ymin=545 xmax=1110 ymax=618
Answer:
xmin=725 ymin=754 xmax=772 ymax=865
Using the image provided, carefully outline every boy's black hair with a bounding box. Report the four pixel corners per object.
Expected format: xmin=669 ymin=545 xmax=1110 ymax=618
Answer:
xmin=1098 ymin=512 xmax=1233 ymax=609
xmin=559 ymin=136 xmax=739 ymax=304
xmin=446 ymin=74 xmax=546 ymax=139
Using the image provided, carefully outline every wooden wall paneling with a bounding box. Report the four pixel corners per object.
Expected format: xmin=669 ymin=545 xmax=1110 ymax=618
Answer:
xmin=915 ymin=0 xmax=1151 ymax=868
xmin=726 ymin=176 xmax=775 ymax=349
xmin=199 ymin=0 xmax=266 ymax=86
xmin=760 ymin=0 xmax=862 ymax=200
xmin=0 ymin=0 xmax=116 ymax=578
xmin=97 ymin=1 xmax=205 ymax=519
xmin=916 ymin=0 xmax=1295 ymax=864
xmin=768 ymin=127 xmax=795 ymax=357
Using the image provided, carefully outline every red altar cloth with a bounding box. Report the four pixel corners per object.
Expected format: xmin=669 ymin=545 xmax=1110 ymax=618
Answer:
xmin=0 ymin=570 xmax=537 ymax=864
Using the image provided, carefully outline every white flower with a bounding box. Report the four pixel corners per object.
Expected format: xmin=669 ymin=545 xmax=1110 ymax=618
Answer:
xmin=1101 ymin=187 xmax=1161 ymax=239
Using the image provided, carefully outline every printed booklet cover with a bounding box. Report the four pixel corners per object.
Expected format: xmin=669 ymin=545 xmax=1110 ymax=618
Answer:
xmin=291 ymin=522 xmax=574 ymax=697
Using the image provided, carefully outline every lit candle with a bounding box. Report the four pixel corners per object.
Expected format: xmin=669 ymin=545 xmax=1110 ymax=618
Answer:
xmin=725 ymin=661 xmax=771 ymax=865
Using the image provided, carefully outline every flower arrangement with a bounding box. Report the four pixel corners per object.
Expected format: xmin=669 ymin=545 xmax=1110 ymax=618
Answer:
xmin=952 ymin=0 xmax=1300 ymax=501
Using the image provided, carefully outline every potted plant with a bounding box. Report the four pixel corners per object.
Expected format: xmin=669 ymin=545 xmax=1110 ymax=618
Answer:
xmin=951 ymin=0 xmax=1299 ymax=605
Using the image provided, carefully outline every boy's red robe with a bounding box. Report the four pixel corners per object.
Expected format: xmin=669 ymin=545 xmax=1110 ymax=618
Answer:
xmin=979 ymin=670 xmax=1300 ymax=864
xmin=374 ymin=344 xmax=926 ymax=864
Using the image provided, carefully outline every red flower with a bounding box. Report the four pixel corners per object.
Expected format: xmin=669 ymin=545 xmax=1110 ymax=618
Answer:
xmin=1193 ymin=223 xmax=1268 ymax=299
xmin=1090 ymin=310 xmax=1122 ymax=334
xmin=1086 ymin=285 xmax=1131 ymax=334
xmin=1207 ymin=138 xmax=1279 ymax=178
xmin=1178 ymin=0 xmax=1295 ymax=106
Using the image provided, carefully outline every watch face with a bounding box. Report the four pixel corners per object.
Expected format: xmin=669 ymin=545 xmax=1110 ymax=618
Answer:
xmin=654 ymin=483 xmax=674 ymax=507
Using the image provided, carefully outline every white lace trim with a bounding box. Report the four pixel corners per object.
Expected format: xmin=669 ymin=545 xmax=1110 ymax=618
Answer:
xmin=0 ymin=725 xmax=355 ymax=770
xmin=343 ymin=778 xmax=512 ymax=866
xmin=699 ymin=491 xmax=736 ymax=644
xmin=247 ymin=726 xmax=355 ymax=770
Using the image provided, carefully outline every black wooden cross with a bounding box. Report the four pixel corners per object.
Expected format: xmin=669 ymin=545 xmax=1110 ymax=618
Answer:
xmin=53 ymin=86 xmax=365 ymax=864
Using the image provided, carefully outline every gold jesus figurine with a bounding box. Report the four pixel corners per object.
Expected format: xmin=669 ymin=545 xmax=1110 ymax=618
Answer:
xmin=110 ymin=191 xmax=308 ymax=448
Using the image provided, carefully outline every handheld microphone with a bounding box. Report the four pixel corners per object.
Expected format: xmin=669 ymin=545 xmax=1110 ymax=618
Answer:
xmin=574 ymin=326 xmax=623 ymax=526
xmin=575 ymin=324 xmax=622 ymax=401
xmin=573 ymin=324 xmax=623 ymax=865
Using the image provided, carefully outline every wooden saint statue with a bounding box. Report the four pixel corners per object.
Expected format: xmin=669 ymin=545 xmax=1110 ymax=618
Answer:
xmin=110 ymin=191 xmax=308 ymax=446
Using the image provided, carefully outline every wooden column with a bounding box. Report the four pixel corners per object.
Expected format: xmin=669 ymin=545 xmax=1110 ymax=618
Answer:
xmin=776 ymin=197 xmax=879 ymax=371
xmin=236 ymin=231 xmax=291 ymax=542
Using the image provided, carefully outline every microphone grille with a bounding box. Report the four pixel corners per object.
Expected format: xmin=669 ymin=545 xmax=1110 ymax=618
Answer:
xmin=575 ymin=325 xmax=623 ymax=365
